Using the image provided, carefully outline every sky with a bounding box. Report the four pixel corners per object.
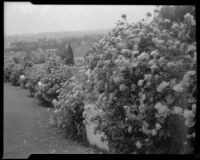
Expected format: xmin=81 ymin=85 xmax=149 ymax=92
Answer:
xmin=4 ymin=2 xmax=156 ymax=36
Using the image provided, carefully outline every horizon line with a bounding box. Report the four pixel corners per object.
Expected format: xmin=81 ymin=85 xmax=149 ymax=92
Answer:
xmin=5 ymin=28 xmax=112 ymax=37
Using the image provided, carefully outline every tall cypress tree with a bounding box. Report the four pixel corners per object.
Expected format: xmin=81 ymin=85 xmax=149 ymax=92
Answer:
xmin=64 ymin=42 xmax=74 ymax=65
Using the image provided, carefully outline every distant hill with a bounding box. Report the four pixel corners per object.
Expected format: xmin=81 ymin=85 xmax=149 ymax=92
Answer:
xmin=5 ymin=29 xmax=109 ymax=43
xmin=4 ymin=29 xmax=110 ymax=57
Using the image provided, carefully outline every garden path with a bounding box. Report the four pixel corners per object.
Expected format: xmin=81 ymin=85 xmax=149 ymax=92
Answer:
xmin=3 ymin=83 xmax=96 ymax=158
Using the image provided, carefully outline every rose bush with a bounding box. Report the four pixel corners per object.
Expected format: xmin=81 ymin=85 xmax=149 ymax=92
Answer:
xmin=51 ymin=66 xmax=90 ymax=141
xmin=4 ymin=59 xmax=16 ymax=82
xmin=36 ymin=55 xmax=73 ymax=105
xmin=25 ymin=63 xmax=46 ymax=97
xmin=9 ymin=64 xmax=24 ymax=86
xmin=82 ymin=12 xmax=196 ymax=154
xmin=4 ymin=8 xmax=196 ymax=154
xmin=4 ymin=53 xmax=33 ymax=84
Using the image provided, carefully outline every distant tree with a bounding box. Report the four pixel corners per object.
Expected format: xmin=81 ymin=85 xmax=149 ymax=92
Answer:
xmin=13 ymin=56 xmax=20 ymax=64
xmin=23 ymin=56 xmax=33 ymax=69
xmin=64 ymin=43 xmax=74 ymax=65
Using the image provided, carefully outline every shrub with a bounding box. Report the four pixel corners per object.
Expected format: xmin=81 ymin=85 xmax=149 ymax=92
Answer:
xmin=25 ymin=64 xmax=46 ymax=97
xmin=4 ymin=60 xmax=15 ymax=82
xmin=83 ymin=12 xmax=196 ymax=154
xmin=23 ymin=56 xmax=34 ymax=69
xmin=10 ymin=64 xmax=24 ymax=86
xmin=36 ymin=55 xmax=72 ymax=104
xmin=51 ymin=66 xmax=90 ymax=142
xmin=27 ymin=49 xmax=53 ymax=64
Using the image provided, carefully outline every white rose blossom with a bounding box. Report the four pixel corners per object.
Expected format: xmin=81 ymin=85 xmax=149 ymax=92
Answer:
xmin=155 ymin=123 xmax=162 ymax=130
xmin=154 ymin=102 xmax=169 ymax=114
xmin=138 ymin=79 xmax=144 ymax=86
xmin=187 ymin=44 xmax=196 ymax=52
xmin=20 ymin=75 xmax=25 ymax=80
xmin=183 ymin=109 xmax=195 ymax=128
xmin=151 ymin=129 xmax=157 ymax=136
xmin=150 ymin=50 xmax=159 ymax=56
xmin=183 ymin=109 xmax=195 ymax=120
xmin=192 ymin=104 xmax=196 ymax=113
xmin=173 ymin=83 xmax=184 ymax=93
xmin=157 ymin=81 xmax=169 ymax=92
xmin=135 ymin=141 xmax=142 ymax=149
xmin=137 ymin=52 xmax=149 ymax=61
xmin=172 ymin=22 xmax=179 ymax=30
xmin=185 ymin=120 xmax=195 ymax=128
xmin=148 ymin=60 xmax=154 ymax=66
xmin=38 ymin=81 xmax=43 ymax=87
xmin=173 ymin=106 xmax=183 ymax=115
xmin=164 ymin=19 xmax=171 ymax=23
xmin=151 ymin=63 xmax=157 ymax=71
xmin=144 ymin=74 xmax=152 ymax=81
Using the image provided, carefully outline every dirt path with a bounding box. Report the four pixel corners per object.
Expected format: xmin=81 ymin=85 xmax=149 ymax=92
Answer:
xmin=3 ymin=83 xmax=96 ymax=158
